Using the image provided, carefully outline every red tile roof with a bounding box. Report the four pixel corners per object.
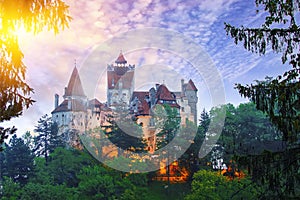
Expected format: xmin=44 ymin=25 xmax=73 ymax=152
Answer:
xmin=131 ymin=91 xmax=149 ymax=101
xmin=107 ymin=70 xmax=134 ymax=89
xmin=89 ymin=98 xmax=103 ymax=107
xmin=156 ymin=85 xmax=175 ymax=100
xmin=185 ymin=79 xmax=198 ymax=91
xmin=156 ymin=85 xmax=180 ymax=108
xmin=131 ymin=91 xmax=150 ymax=115
xmin=64 ymin=67 xmax=86 ymax=97
xmin=115 ymin=52 xmax=127 ymax=64
xmin=51 ymin=99 xmax=86 ymax=113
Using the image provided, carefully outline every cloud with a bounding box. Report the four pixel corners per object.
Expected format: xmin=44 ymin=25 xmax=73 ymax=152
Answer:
xmin=3 ymin=0 xmax=284 ymax=135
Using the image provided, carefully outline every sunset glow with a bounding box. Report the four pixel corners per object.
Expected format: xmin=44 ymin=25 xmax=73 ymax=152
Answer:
xmin=2 ymin=0 xmax=289 ymax=141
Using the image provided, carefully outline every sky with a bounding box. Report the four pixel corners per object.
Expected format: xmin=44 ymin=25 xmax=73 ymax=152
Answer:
xmin=2 ymin=0 xmax=291 ymax=136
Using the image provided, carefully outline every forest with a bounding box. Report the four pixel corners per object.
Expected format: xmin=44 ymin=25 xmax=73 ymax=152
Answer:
xmin=1 ymin=0 xmax=300 ymax=199
xmin=0 ymin=103 xmax=299 ymax=199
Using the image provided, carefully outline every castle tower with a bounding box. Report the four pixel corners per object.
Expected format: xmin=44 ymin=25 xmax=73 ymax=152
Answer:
xmin=52 ymin=66 xmax=88 ymax=133
xmin=63 ymin=66 xmax=86 ymax=101
xmin=182 ymin=79 xmax=198 ymax=124
xmin=107 ymin=52 xmax=135 ymax=108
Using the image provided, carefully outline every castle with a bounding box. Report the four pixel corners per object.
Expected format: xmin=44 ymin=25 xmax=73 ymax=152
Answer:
xmin=51 ymin=52 xmax=198 ymax=149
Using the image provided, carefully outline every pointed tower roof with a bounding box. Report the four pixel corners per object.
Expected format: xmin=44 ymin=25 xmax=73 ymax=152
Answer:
xmin=115 ymin=51 xmax=127 ymax=64
xmin=64 ymin=67 xmax=86 ymax=97
xmin=185 ymin=79 xmax=198 ymax=91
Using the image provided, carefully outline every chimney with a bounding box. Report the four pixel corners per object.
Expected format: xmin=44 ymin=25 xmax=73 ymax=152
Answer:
xmin=64 ymin=87 xmax=67 ymax=96
xmin=155 ymin=84 xmax=160 ymax=90
xmin=181 ymin=79 xmax=185 ymax=95
xmin=68 ymin=99 xmax=72 ymax=110
xmin=55 ymin=94 xmax=59 ymax=109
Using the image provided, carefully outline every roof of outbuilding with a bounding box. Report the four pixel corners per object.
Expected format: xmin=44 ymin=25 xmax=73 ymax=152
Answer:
xmin=51 ymin=99 xmax=86 ymax=113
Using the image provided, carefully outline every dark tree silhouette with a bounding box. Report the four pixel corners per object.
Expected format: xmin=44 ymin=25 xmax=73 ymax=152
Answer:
xmin=225 ymin=0 xmax=300 ymax=143
xmin=225 ymin=1 xmax=300 ymax=197
xmin=3 ymin=135 xmax=34 ymax=185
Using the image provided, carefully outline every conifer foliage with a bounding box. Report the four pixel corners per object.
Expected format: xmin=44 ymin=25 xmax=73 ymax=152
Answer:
xmin=33 ymin=114 xmax=65 ymax=163
xmin=0 ymin=0 xmax=71 ymax=147
xmin=225 ymin=0 xmax=300 ymax=143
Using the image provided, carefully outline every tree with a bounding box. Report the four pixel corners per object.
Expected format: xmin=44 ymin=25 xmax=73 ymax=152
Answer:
xmin=105 ymin=109 xmax=146 ymax=154
xmin=194 ymin=109 xmax=211 ymax=168
xmin=0 ymin=127 xmax=17 ymax=151
xmin=185 ymin=170 xmax=261 ymax=200
xmin=77 ymin=165 xmax=122 ymax=200
xmin=47 ymin=147 xmax=97 ymax=187
xmin=225 ymin=1 xmax=300 ymax=197
xmin=22 ymin=131 xmax=34 ymax=150
xmin=235 ymin=103 xmax=282 ymax=143
xmin=0 ymin=0 xmax=71 ymax=147
xmin=33 ymin=114 xmax=65 ymax=163
xmin=199 ymin=109 xmax=210 ymax=134
xmin=4 ymin=135 xmax=34 ymax=185
xmin=20 ymin=183 xmax=77 ymax=200
xmin=155 ymin=104 xmax=181 ymax=149
xmin=0 ymin=177 xmax=22 ymax=200
xmin=225 ymin=0 xmax=300 ymax=143
xmin=178 ymin=120 xmax=201 ymax=180
xmin=77 ymin=165 xmax=149 ymax=200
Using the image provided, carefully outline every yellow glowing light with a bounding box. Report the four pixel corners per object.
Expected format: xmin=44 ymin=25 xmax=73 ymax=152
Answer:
xmin=11 ymin=26 xmax=29 ymax=40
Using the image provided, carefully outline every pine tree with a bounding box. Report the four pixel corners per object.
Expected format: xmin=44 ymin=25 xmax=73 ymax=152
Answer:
xmin=155 ymin=104 xmax=181 ymax=149
xmin=0 ymin=0 xmax=71 ymax=147
xmin=225 ymin=0 xmax=300 ymax=143
xmin=33 ymin=114 xmax=64 ymax=163
xmin=225 ymin=1 xmax=300 ymax=197
xmin=5 ymin=135 xmax=34 ymax=185
xmin=199 ymin=109 xmax=210 ymax=134
xmin=105 ymin=109 xmax=146 ymax=154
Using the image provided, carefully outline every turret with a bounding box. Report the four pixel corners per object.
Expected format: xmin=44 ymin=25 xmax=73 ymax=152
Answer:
xmin=182 ymin=79 xmax=198 ymax=124
xmin=107 ymin=51 xmax=135 ymax=107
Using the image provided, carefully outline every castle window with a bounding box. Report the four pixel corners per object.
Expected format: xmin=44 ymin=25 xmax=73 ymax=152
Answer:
xmin=56 ymin=115 xmax=58 ymax=118
xmin=181 ymin=107 xmax=185 ymax=112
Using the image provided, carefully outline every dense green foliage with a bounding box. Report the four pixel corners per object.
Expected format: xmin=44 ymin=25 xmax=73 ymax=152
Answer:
xmin=225 ymin=0 xmax=300 ymax=143
xmin=185 ymin=170 xmax=261 ymax=200
xmin=155 ymin=104 xmax=181 ymax=149
xmin=1 ymin=102 xmax=298 ymax=199
xmin=193 ymin=103 xmax=300 ymax=198
xmin=0 ymin=136 xmax=151 ymax=200
xmin=225 ymin=0 xmax=300 ymax=198
xmin=1 ymin=135 xmax=34 ymax=185
xmin=105 ymin=109 xmax=146 ymax=154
